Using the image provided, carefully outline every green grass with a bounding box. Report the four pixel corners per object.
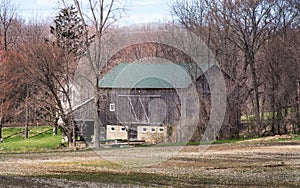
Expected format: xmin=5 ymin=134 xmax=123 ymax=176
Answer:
xmin=0 ymin=126 xmax=62 ymax=152
xmin=271 ymin=134 xmax=300 ymax=142
xmin=294 ymin=135 xmax=300 ymax=140
xmin=186 ymin=137 xmax=253 ymax=145
xmin=241 ymin=113 xmax=273 ymax=121
xmin=2 ymin=127 xmax=24 ymax=139
xmin=241 ymin=107 xmax=297 ymax=122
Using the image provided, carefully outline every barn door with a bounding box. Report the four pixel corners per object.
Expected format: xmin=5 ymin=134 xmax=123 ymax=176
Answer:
xmin=128 ymin=125 xmax=138 ymax=140
xmin=117 ymin=94 xmax=160 ymax=124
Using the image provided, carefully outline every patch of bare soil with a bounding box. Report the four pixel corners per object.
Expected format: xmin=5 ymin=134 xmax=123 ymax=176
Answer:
xmin=0 ymin=141 xmax=299 ymax=187
xmin=0 ymin=176 xmax=140 ymax=188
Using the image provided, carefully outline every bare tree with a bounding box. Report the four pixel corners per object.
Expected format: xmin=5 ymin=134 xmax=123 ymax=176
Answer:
xmin=0 ymin=18 xmax=56 ymax=139
xmin=3 ymin=35 xmax=78 ymax=145
xmin=0 ymin=50 xmax=34 ymax=134
xmin=0 ymin=0 xmax=18 ymax=51
xmin=171 ymin=0 xmax=209 ymax=35
xmin=171 ymin=0 xmax=245 ymax=138
xmin=0 ymin=0 xmax=18 ymax=138
xmin=50 ymin=6 xmax=88 ymax=145
xmin=260 ymin=30 xmax=300 ymax=135
xmin=215 ymin=0 xmax=273 ymax=133
xmin=170 ymin=0 xmax=300 ymax=137
xmin=60 ymin=0 xmax=125 ymax=148
xmin=0 ymin=100 xmax=2 ymax=141
xmin=254 ymin=0 xmax=300 ymax=135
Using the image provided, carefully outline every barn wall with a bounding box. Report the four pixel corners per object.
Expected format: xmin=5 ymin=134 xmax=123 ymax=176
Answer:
xmin=99 ymin=88 xmax=181 ymax=126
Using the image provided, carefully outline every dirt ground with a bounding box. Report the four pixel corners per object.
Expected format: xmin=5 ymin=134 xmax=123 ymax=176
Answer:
xmin=0 ymin=139 xmax=300 ymax=187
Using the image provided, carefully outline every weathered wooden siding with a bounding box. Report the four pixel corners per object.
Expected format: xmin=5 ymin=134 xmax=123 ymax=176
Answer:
xmin=99 ymin=88 xmax=181 ymax=126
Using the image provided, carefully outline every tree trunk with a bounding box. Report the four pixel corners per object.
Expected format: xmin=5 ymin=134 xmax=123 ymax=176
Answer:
xmin=25 ymin=109 xmax=29 ymax=139
xmin=53 ymin=112 xmax=60 ymax=136
xmin=72 ymin=119 xmax=76 ymax=148
xmin=25 ymin=91 xmax=29 ymax=139
xmin=65 ymin=116 xmax=76 ymax=148
xmin=0 ymin=100 xmax=2 ymax=140
xmin=53 ymin=126 xmax=58 ymax=135
xmin=68 ymin=133 xmax=73 ymax=148
xmin=260 ymin=94 xmax=266 ymax=134
xmin=297 ymin=81 xmax=300 ymax=132
xmin=271 ymin=82 xmax=276 ymax=135
xmin=276 ymin=107 xmax=282 ymax=135
xmin=0 ymin=118 xmax=2 ymax=141
xmin=283 ymin=108 xmax=288 ymax=134
xmin=297 ymin=102 xmax=300 ymax=133
xmin=61 ymin=117 xmax=73 ymax=148
xmin=235 ymin=102 xmax=242 ymax=138
xmin=53 ymin=119 xmax=58 ymax=135
xmin=248 ymin=53 xmax=261 ymax=135
xmin=94 ymin=83 xmax=100 ymax=149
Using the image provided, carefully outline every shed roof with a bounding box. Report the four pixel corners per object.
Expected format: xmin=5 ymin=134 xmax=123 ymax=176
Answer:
xmin=98 ymin=62 xmax=203 ymax=89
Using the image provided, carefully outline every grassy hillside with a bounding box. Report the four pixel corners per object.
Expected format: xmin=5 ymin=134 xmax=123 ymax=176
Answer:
xmin=0 ymin=126 xmax=63 ymax=152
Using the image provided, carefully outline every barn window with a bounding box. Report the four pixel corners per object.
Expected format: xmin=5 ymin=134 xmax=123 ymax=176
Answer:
xmin=120 ymin=127 xmax=126 ymax=132
xmin=150 ymin=127 xmax=156 ymax=133
xmin=110 ymin=103 xmax=115 ymax=112
xmin=110 ymin=126 xmax=116 ymax=132
xmin=141 ymin=127 xmax=148 ymax=133
xmin=158 ymin=127 xmax=164 ymax=133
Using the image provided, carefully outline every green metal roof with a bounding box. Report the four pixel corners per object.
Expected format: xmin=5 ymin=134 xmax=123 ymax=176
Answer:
xmin=98 ymin=62 xmax=202 ymax=89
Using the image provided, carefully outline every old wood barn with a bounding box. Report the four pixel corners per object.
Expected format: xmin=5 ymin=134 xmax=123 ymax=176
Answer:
xmin=75 ymin=61 xmax=235 ymax=145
